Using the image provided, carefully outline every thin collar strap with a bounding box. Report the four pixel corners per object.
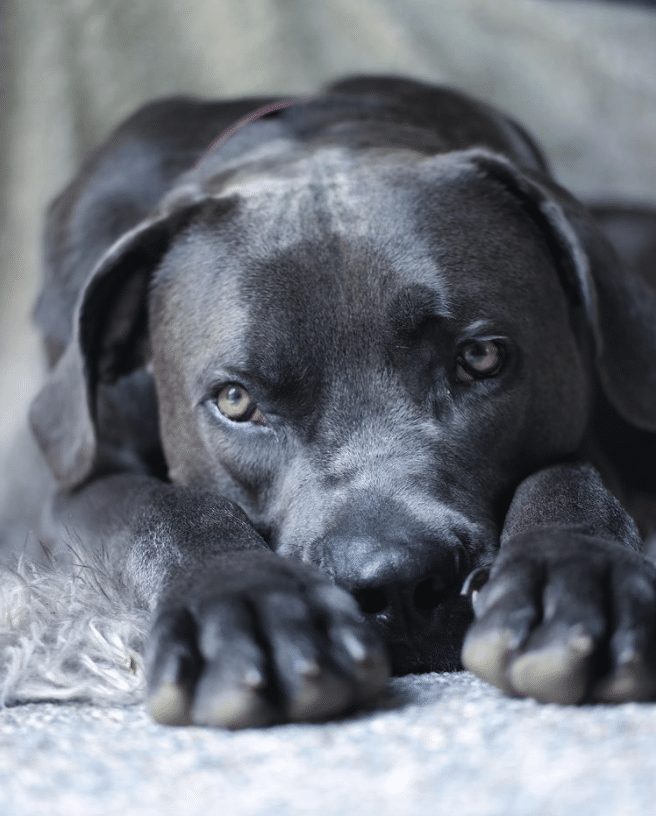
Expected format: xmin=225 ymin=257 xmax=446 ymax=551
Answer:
xmin=194 ymin=97 xmax=311 ymax=168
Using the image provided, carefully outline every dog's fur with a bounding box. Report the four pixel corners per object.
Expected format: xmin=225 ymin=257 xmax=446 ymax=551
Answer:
xmin=4 ymin=76 xmax=656 ymax=727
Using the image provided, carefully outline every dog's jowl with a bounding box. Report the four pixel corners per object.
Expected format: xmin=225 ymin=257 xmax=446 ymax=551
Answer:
xmin=21 ymin=76 xmax=656 ymax=726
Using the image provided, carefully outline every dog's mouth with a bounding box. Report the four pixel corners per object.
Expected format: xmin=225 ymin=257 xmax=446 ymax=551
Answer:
xmin=354 ymin=586 xmax=475 ymax=675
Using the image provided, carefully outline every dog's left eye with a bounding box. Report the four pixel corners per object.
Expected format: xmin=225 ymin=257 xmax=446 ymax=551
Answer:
xmin=216 ymin=384 xmax=266 ymax=423
xmin=455 ymin=339 xmax=505 ymax=383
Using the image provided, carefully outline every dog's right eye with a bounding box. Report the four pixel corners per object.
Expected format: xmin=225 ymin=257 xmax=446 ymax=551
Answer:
xmin=216 ymin=384 xmax=265 ymax=423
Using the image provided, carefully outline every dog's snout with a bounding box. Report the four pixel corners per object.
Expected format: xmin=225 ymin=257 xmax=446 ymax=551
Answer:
xmin=314 ymin=500 xmax=480 ymax=674
xmin=336 ymin=544 xmax=474 ymax=674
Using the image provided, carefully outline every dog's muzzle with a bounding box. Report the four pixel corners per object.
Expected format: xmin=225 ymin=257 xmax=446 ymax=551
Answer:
xmin=314 ymin=500 xmax=489 ymax=674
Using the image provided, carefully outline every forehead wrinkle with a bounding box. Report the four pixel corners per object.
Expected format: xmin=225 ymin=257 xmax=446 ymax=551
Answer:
xmin=233 ymin=169 xmax=463 ymax=365
xmin=224 ymin=146 xmax=427 ymax=244
xmin=151 ymin=229 xmax=253 ymax=395
xmin=238 ymin=237 xmax=455 ymax=412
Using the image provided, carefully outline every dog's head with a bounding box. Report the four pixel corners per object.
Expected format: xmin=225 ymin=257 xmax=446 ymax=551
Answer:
xmin=30 ymin=99 xmax=656 ymax=673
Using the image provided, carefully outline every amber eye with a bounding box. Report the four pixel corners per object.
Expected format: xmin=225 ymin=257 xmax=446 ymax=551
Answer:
xmin=216 ymin=384 xmax=265 ymax=423
xmin=456 ymin=339 xmax=505 ymax=383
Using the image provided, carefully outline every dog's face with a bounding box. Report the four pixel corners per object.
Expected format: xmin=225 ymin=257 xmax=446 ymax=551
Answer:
xmin=148 ymin=149 xmax=590 ymax=672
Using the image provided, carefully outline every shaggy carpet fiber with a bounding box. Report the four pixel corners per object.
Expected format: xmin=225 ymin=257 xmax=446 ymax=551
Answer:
xmin=2 ymin=672 xmax=656 ymax=816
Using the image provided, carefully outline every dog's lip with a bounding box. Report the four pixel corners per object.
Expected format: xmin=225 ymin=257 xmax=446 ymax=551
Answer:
xmin=362 ymin=591 xmax=474 ymax=668
xmin=382 ymin=630 xmax=466 ymax=676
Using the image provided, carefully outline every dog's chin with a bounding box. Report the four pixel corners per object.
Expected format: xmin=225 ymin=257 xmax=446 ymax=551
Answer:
xmin=386 ymin=639 xmax=464 ymax=676
xmin=378 ymin=596 xmax=474 ymax=676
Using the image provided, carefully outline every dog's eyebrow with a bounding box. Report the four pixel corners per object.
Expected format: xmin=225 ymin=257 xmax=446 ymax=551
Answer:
xmin=195 ymin=356 xmax=317 ymax=410
xmin=388 ymin=284 xmax=451 ymax=337
xmin=195 ymin=360 xmax=252 ymax=393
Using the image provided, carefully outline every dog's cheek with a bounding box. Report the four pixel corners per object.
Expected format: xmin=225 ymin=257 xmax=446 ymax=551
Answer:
xmin=156 ymin=396 xmax=210 ymax=486
xmin=496 ymin=342 xmax=591 ymax=480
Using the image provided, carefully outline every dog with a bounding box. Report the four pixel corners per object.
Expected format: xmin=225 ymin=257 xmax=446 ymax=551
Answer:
xmin=21 ymin=75 xmax=656 ymax=727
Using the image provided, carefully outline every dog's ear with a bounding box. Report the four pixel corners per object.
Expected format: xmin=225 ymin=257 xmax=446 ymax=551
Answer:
xmin=29 ymin=215 xmax=173 ymax=488
xmin=29 ymin=196 xmax=234 ymax=488
xmin=34 ymin=95 xmax=280 ymax=366
xmin=466 ymin=150 xmax=656 ymax=433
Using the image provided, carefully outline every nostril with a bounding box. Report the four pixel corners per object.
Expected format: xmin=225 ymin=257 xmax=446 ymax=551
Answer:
xmin=354 ymin=588 xmax=389 ymax=614
xmin=354 ymin=577 xmax=448 ymax=615
xmin=413 ymin=577 xmax=446 ymax=611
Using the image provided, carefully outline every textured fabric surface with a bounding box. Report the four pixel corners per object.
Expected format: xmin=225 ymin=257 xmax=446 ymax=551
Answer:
xmin=0 ymin=555 xmax=148 ymax=707
xmin=2 ymin=673 xmax=656 ymax=816
xmin=1 ymin=560 xmax=655 ymax=816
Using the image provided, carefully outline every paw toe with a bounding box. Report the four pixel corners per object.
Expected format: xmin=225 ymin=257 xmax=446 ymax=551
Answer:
xmin=508 ymin=628 xmax=593 ymax=704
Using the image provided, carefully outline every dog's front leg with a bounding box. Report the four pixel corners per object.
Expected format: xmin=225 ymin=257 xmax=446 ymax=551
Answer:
xmin=45 ymin=474 xmax=389 ymax=727
xmin=462 ymin=463 xmax=656 ymax=703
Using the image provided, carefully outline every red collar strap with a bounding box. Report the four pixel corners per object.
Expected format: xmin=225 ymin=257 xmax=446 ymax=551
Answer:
xmin=194 ymin=97 xmax=311 ymax=168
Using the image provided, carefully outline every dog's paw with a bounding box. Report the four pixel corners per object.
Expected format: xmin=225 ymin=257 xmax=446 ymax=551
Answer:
xmin=145 ymin=551 xmax=389 ymax=728
xmin=461 ymin=532 xmax=656 ymax=704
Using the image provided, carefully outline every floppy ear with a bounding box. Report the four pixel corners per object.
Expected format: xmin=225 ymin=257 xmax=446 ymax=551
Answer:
xmin=466 ymin=149 xmax=656 ymax=433
xmin=29 ymin=197 xmax=233 ymax=488
xmin=34 ymin=94 xmax=281 ymax=366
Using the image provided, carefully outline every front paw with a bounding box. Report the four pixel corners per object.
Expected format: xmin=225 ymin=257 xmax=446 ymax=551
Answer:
xmin=145 ymin=551 xmax=389 ymax=728
xmin=461 ymin=532 xmax=656 ymax=704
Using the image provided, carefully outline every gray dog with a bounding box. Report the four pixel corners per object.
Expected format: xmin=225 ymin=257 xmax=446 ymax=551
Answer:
xmin=25 ymin=76 xmax=656 ymax=727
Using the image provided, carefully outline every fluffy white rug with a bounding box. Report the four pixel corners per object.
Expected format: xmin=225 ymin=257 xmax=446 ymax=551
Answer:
xmin=0 ymin=547 xmax=148 ymax=706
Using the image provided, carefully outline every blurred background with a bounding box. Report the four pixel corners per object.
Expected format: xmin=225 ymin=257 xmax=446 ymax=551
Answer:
xmin=1 ymin=0 xmax=656 ymax=474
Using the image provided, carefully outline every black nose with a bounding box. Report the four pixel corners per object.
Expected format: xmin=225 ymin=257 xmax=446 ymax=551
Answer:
xmin=348 ymin=555 xmax=464 ymax=638
xmin=323 ymin=534 xmax=473 ymax=674
xmin=317 ymin=499 xmax=479 ymax=673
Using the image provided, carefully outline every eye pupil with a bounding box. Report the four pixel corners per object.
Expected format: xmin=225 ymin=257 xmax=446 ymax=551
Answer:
xmin=226 ymin=386 xmax=244 ymax=404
